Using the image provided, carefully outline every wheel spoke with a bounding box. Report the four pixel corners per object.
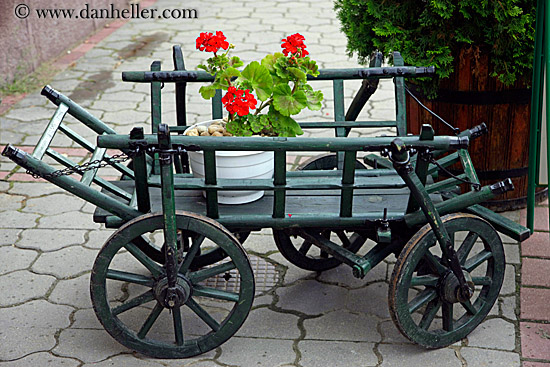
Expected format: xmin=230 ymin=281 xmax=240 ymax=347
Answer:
xmin=408 ymin=288 xmax=438 ymax=313
xmin=472 ymin=276 xmax=493 ymax=286
xmin=137 ymin=302 xmax=164 ymax=339
xmin=186 ymin=297 xmax=220 ymax=332
xmin=106 ymin=269 xmax=154 ymax=286
xmin=193 ymin=285 xmax=239 ymax=302
xmin=298 ymin=241 xmax=313 ymax=255
xmin=460 ymin=299 xmax=478 ymax=315
xmin=410 ymin=275 xmax=439 ymax=287
xmin=112 ymin=290 xmax=155 ymax=316
xmin=464 ymin=250 xmax=493 ymax=272
xmin=419 ymin=299 xmax=441 ymax=330
xmin=172 ymin=306 xmax=184 ymax=346
xmin=423 ymin=252 xmax=448 ymax=275
xmin=335 ymin=230 xmax=351 ymax=248
xmin=188 ymin=261 xmax=236 ymax=284
xmin=179 ymin=234 xmax=205 ymax=274
xmin=442 ymin=302 xmax=453 ymax=331
xmin=457 ymin=232 xmax=479 ymax=265
xmin=125 ymin=240 xmax=163 ymax=278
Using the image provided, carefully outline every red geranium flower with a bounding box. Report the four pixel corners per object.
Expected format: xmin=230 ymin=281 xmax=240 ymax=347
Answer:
xmin=281 ymin=33 xmax=309 ymax=57
xmin=222 ymin=87 xmax=257 ymax=116
xmin=196 ymin=31 xmax=229 ymax=53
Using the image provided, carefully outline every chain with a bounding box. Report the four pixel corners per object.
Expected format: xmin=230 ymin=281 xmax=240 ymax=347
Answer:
xmin=27 ymin=151 xmax=135 ymax=179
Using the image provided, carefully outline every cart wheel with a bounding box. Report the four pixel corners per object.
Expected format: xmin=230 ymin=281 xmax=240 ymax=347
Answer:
xmin=298 ymin=153 xmax=366 ymax=170
xmin=90 ymin=211 xmax=255 ymax=358
xmin=273 ymin=229 xmax=367 ymax=271
xmin=388 ymin=213 xmax=505 ymax=348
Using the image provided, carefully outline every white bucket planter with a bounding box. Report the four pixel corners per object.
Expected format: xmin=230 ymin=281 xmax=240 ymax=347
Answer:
xmin=186 ymin=121 xmax=274 ymax=204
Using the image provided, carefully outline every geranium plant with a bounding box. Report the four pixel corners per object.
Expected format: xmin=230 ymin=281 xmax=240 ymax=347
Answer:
xmin=195 ymin=31 xmax=323 ymax=137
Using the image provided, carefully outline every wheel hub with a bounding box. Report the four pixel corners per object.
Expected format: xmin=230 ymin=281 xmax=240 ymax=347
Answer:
xmin=153 ymin=275 xmax=192 ymax=308
xmin=440 ymin=269 xmax=474 ymax=303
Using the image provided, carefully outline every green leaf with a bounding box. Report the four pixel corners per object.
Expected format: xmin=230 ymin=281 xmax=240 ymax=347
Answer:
xmin=267 ymin=108 xmax=303 ymax=137
xmin=261 ymin=53 xmax=284 ymax=73
xmin=301 ymin=58 xmax=319 ymax=77
xmin=272 ymin=84 xmax=307 ymax=116
xmin=228 ymin=56 xmax=244 ymax=68
xmin=288 ymin=67 xmax=307 ymax=83
xmin=199 ymin=85 xmax=217 ymax=99
xmin=241 ymin=61 xmax=273 ymax=101
xmin=304 ymin=89 xmax=323 ymax=111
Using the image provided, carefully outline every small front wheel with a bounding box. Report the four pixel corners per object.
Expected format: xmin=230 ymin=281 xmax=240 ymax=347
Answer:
xmin=388 ymin=213 xmax=505 ymax=348
xmin=90 ymin=212 xmax=255 ymax=358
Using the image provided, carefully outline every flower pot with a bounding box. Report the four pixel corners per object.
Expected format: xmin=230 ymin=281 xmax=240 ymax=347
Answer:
xmin=186 ymin=121 xmax=274 ymax=204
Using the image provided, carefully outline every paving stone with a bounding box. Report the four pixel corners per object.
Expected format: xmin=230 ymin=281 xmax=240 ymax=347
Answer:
xmin=22 ymin=194 xmax=85 ymax=215
xmin=460 ymin=348 xmax=520 ymax=367
xmin=53 ymin=329 xmax=131 ymax=363
xmin=32 ymin=246 xmax=98 ymax=278
xmin=70 ymin=308 xmax=103 ymax=329
xmin=48 ymin=273 xmax=93 ymax=308
xmin=0 ymin=300 xmax=73 ymax=360
xmin=522 ymin=258 xmax=550 ymax=287
xmin=523 ymin=362 xmax=550 ymax=367
xmin=7 ymin=182 xmax=64 ymax=196
xmin=217 ymin=337 xmax=295 ymax=366
xmin=0 ymin=130 xmax=25 ymax=145
xmin=0 ymin=246 xmax=38 ymax=275
xmin=520 ymin=322 xmax=550 ymax=360
xmin=236 ymin=307 xmax=300 ymax=339
xmin=467 ymin=318 xmax=516 ymax=351
xmin=346 ymin=283 xmax=390 ymax=319
xmin=501 ymin=296 xmax=518 ymax=320
xmin=253 ymin=294 xmax=274 ymax=307
xmin=0 ymin=192 xmax=24 ymax=211
xmin=298 ymin=340 xmax=378 ymax=367
xmin=0 ymin=211 xmax=39 ymax=229
xmin=18 ymin=229 xmax=87 ymax=251
xmin=379 ymin=319 xmax=412 ymax=344
xmin=501 ymin=264 xmax=517 ymax=295
xmin=521 ymin=288 xmax=550 ymax=321
xmin=522 ymin=232 xmax=550 ymax=258
xmin=303 ymin=310 xmax=380 ymax=342
xmin=84 ymin=228 xmax=116 ymax=249
xmin=80 ymin=354 xmax=167 ymax=366
xmin=268 ymin=252 xmax=316 ymax=285
xmin=38 ymin=211 xmax=100 ymax=229
xmin=504 ymin=244 xmax=520 ymax=264
xmin=0 ymin=352 xmax=80 ymax=366
xmin=0 ymin=229 xmax=20 ymax=246
xmin=276 ymin=279 xmax=348 ymax=315
xmin=242 ymin=233 xmax=276 ymax=254
xmin=317 ymin=261 xmax=386 ymax=288
xmin=4 ymin=106 xmax=52 ymax=122
xmin=0 ymin=270 xmax=56 ymax=306
xmin=378 ymin=344 xmax=461 ymax=367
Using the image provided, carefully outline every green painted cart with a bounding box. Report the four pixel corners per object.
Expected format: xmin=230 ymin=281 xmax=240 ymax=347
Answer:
xmin=1 ymin=49 xmax=530 ymax=358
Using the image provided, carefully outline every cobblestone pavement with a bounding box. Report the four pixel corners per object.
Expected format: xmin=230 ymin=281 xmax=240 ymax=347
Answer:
xmin=0 ymin=0 xmax=546 ymax=366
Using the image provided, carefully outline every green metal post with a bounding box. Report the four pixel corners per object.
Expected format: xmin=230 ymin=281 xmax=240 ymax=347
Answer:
xmin=527 ymin=0 xmax=546 ymax=232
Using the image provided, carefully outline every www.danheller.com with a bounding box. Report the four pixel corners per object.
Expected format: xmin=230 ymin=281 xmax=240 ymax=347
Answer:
xmin=14 ymin=3 xmax=198 ymax=20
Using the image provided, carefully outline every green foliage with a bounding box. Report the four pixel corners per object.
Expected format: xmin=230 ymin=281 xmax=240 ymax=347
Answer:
xmin=334 ymin=0 xmax=536 ymax=96
xmin=198 ymin=35 xmax=323 ymax=137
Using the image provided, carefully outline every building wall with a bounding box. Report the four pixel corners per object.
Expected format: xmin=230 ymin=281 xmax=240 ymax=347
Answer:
xmin=0 ymin=0 xmax=129 ymax=86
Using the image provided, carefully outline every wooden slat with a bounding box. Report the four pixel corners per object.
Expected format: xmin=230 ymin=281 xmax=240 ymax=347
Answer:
xmin=203 ymin=150 xmax=219 ymax=218
xmin=58 ymin=123 xmax=134 ymax=179
xmin=273 ymin=151 xmax=286 ymax=218
xmin=45 ymin=148 xmax=132 ymax=201
xmin=212 ymin=89 xmax=223 ymax=120
xmin=32 ymin=103 xmax=69 ymax=160
xmin=80 ymin=147 xmax=107 ymax=186
xmin=393 ymin=52 xmax=407 ymax=136
xmin=340 ymin=151 xmax=356 ymax=217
